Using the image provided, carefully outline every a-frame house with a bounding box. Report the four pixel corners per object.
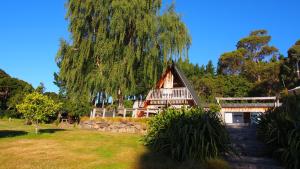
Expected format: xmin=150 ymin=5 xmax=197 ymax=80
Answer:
xmin=143 ymin=63 xmax=200 ymax=110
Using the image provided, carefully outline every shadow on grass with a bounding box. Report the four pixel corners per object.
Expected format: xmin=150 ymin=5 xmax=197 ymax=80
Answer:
xmin=39 ymin=128 xmax=66 ymax=134
xmin=0 ymin=130 xmax=28 ymax=138
xmin=134 ymin=149 xmax=204 ymax=169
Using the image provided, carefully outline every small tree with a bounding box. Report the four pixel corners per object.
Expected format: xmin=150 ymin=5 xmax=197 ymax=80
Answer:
xmin=17 ymin=92 xmax=62 ymax=134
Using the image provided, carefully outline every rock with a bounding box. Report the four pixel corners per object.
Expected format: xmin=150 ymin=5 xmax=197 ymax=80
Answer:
xmin=94 ymin=124 xmax=100 ymax=129
xmin=80 ymin=120 xmax=147 ymax=134
xmin=119 ymin=128 xmax=127 ymax=133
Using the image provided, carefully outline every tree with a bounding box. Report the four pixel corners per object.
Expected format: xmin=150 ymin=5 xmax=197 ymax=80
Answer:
xmin=56 ymin=0 xmax=191 ymax=101
xmin=205 ymin=60 xmax=215 ymax=76
xmin=280 ymin=40 xmax=300 ymax=89
xmin=0 ymin=69 xmax=9 ymax=79
xmin=217 ymin=48 xmax=246 ymax=75
xmin=237 ymin=29 xmax=278 ymax=62
xmin=0 ymin=73 xmax=34 ymax=117
xmin=215 ymin=29 xmax=281 ymax=96
xmin=35 ymin=82 xmax=46 ymax=94
xmin=16 ymin=92 xmax=62 ymax=134
xmin=63 ymin=98 xmax=91 ymax=123
xmin=192 ymin=75 xmax=253 ymax=103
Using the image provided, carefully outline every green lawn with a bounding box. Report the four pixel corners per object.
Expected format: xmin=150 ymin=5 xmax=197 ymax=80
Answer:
xmin=0 ymin=119 xmax=145 ymax=169
xmin=0 ymin=119 xmax=230 ymax=169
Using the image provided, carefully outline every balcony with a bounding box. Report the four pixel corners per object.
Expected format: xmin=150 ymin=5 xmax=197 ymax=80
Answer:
xmin=146 ymin=87 xmax=193 ymax=101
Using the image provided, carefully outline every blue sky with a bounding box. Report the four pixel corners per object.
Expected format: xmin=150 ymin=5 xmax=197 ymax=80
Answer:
xmin=0 ymin=0 xmax=299 ymax=93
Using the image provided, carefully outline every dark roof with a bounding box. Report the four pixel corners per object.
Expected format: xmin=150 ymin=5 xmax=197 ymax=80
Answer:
xmin=221 ymin=103 xmax=277 ymax=108
xmin=173 ymin=64 xmax=201 ymax=106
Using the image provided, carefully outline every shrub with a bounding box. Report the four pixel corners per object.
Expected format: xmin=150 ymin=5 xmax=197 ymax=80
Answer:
xmin=143 ymin=108 xmax=233 ymax=162
xmin=124 ymin=100 xmax=134 ymax=108
xmin=16 ymin=92 xmax=62 ymax=134
xmin=63 ymin=98 xmax=91 ymax=123
xmin=257 ymin=95 xmax=300 ymax=169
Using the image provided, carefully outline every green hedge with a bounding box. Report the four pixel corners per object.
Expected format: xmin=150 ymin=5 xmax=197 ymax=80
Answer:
xmin=143 ymin=108 xmax=233 ymax=162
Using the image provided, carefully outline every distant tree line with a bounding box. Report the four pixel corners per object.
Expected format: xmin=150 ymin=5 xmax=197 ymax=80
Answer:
xmin=0 ymin=71 xmax=85 ymax=123
xmin=0 ymin=70 xmax=34 ymax=118
xmin=177 ymin=30 xmax=300 ymax=103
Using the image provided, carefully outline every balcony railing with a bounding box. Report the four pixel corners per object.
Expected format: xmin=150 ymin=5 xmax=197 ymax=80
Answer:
xmin=146 ymin=87 xmax=193 ymax=100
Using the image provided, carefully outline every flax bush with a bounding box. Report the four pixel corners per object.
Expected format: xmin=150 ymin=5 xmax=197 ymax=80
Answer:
xmin=257 ymin=95 xmax=300 ymax=169
xmin=143 ymin=108 xmax=233 ymax=162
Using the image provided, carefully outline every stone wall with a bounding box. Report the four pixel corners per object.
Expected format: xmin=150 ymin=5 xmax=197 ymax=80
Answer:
xmin=80 ymin=120 xmax=147 ymax=134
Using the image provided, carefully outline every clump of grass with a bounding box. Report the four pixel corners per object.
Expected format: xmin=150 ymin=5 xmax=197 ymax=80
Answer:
xmin=257 ymin=95 xmax=300 ymax=169
xmin=143 ymin=108 xmax=233 ymax=162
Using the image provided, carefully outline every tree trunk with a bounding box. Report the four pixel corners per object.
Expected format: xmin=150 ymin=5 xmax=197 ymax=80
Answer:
xmin=35 ymin=120 xmax=39 ymax=134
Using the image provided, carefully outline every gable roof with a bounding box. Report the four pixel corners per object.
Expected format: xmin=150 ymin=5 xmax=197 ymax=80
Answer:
xmin=155 ymin=63 xmax=200 ymax=106
xmin=173 ymin=64 xmax=200 ymax=106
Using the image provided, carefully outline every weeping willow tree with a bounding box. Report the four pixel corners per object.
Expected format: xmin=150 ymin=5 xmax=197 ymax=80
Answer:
xmin=56 ymin=0 xmax=191 ymax=101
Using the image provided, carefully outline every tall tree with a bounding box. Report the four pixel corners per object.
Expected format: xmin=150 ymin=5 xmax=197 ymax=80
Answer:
xmin=217 ymin=48 xmax=246 ymax=75
xmin=237 ymin=30 xmax=279 ymax=83
xmin=205 ymin=60 xmax=215 ymax=76
xmin=56 ymin=0 xmax=191 ymax=101
xmin=216 ymin=29 xmax=281 ymax=96
xmin=237 ymin=30 xmax=278 ymax=62
xmin=280 ymin=40 xmax=300 ymax=89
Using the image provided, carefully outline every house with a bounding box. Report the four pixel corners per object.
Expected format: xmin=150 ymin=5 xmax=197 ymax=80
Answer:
xmin=216 ymin=97 xmax=280 ymax=125
xmin=142 ymin=63 xmax=200 ymax=111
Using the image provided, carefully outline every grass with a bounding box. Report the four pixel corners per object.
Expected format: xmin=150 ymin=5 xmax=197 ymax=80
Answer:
xmin=0 ymin=119 xmax=231 ymax=169
xmin=0 ymin=119 xmax=144 ymax=169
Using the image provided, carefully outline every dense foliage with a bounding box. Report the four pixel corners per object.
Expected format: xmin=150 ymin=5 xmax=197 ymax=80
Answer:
xmin=54 ymin=0 xmax=294 ymax=109
xmin=176 ymin=30 xmax=284 ymax=103
xmin=16 ymin=92 xmax=62 ymax=133
xmin=0 ymin=69 xmax=34 ymax=117
xmin=56 ymin=0 xmax=191 ymax=101
xmin=63 ymin=98 xmax=91 ymax=123
xmin=280 ymin=40 xmax=300 ymax=89
xmin=143 ymin=108 xmax=233 ymax=162
xmin=257 ymin=95 xmax=300 ymax=169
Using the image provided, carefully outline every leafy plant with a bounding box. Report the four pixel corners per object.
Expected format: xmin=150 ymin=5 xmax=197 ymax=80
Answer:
xmin=124 ymin=100 xmax=134 ymax=108
xmin=63 ymin=98 xmax=91 ymax=123
xmin=143 ymin=108 xmax=233 ymax=162
xmin=16 ymin=92 xmax=62 ymax=134
xmin=257 ymin=95 xmax=300 ymax=169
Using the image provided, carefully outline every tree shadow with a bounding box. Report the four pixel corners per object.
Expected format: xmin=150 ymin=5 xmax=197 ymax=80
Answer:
xmin=39 ymin=128 xmax=66 ymax=134
xmin=0 ymin=130 xmax=28 ymax=138
xmin=134 ymin=149 xmax=203 ymax=169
